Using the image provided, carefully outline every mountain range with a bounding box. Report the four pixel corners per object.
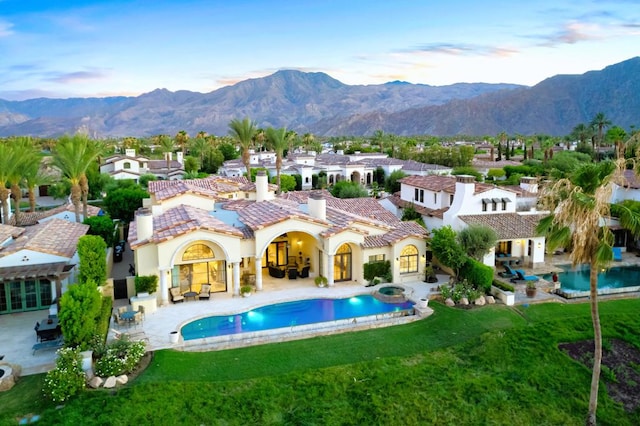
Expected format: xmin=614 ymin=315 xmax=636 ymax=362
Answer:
xmin=0 ymin=57 xmax=638 ymax=138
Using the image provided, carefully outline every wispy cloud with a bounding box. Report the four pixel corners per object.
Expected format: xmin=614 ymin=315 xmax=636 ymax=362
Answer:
xmin=396 ymin=42 xmax=519 ymax=57
xmin=45 ymin=69 xmax=109 ymax=84
xmin=0 ymin=19 xmax=14 ymax=37
xmin=537 ymin=21 xmax=603 ymax=46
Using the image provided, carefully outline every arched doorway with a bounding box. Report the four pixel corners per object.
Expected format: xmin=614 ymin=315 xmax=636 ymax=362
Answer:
xmin=172 ymin=243 xmax=227 ymax=293
xmin=334 ymin=244 xmax=352 ymax=282
xmin=351 ymin=171 xmax=361 ymax=183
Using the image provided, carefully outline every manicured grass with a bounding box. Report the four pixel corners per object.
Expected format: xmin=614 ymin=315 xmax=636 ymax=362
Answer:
xmin=2 ymin=299 xmax=639 ymax=425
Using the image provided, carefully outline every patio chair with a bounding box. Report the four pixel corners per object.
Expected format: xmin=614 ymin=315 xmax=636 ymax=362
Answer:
xmin=113 ymin=313 xmax=127 ymax=326
xmin=170 ymin=287 xmax=185 ymax=303
xmin=117 ymin=306 xmax=129 ymax=315
xmin=137 ymin=305 xmax=145 ymax=320
xmin=613 ymin=247 xmax=622 ymax=261
xmin=510 ymin=269 xmax=539 ymax=283
xmin=133 ymin=312 xmax=143 ymax=326
xmin=199 ymin=284 xmax=211 ymax=300
xmin=498 ymin=265 xmax=517 ymax=278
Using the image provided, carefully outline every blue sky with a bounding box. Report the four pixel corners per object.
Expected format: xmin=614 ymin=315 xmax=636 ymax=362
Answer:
xmin=1 ymin=0 xmax=639 ymax=100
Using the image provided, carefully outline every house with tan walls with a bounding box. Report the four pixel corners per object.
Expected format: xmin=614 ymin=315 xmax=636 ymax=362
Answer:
xmin=385 ymin=174 xmax=547 ymax=268
xmin=129 ymin=171 xmax=428 ymax=306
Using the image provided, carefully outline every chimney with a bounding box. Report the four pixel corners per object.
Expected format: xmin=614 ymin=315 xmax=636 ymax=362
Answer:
xmin=125 ymin=148 xmax=136 ymax=157
xmin=443 ymin=175 xmax=476 ymax=230
xmin=135 ymin=208 xmax=153 ymax=242
xmin=520 ymin=176 xmax=538 ymax=193
xmin=256 ymin=170 xmax=268 ymax=202
xmin=176 ymin=152 xmax=184 ymax=165
xmin=308 ymin=192 xmax=326 ymax=221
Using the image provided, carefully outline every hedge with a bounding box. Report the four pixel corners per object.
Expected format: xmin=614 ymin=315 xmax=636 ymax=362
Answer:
xmin=459 ymin=258 xmax=493 ymax=293
xmin=492 ymin=279 xmax=515 ymax=293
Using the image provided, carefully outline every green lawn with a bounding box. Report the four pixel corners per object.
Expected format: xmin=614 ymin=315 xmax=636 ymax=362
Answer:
xmin=2 ymin=300 xmax=639 ymax=425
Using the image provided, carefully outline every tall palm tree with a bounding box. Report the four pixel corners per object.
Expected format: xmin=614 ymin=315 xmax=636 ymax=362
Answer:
xmin=537 ymin=159 xmax=640 ymax=425
xmin=53 ymin=134 xmax=101 ymax=223
xmin=175 ymin=130 xmax=189 ymax=155
xmin=266 ymin=127 xmax=289 ymax=194
xmin=189 ymin=136 xmax=210 ymax=172
xmin=0 ymin=141 xmax=22 ymax=224
xmin=302 ymin=132 xmax=315 ymax=152
xmin=591 ymin=112 xmax=612 ymax=159
xmin=8 ymin=137 xmax=39 ymax=225
xmin=228 ymin=118 xmax=257 ymax=179
xmin=80 ymin=139 xmax=106 ymax=219
xmin=157 ymin=135 xmax=174 ymax=177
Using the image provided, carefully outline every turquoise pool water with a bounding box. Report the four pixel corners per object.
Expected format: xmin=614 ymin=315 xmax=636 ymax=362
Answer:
xmin=181 ymin=295 xmax=414 ymax=340
xmin=555 ymin=264 xmax=640 ymax=292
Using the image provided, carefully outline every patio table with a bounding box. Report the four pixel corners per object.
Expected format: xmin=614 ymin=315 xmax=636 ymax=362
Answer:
xmin=184 ymin=291 xmax=198 ymax=301
xmin=36 ymin=318 xmax=61 ymax=341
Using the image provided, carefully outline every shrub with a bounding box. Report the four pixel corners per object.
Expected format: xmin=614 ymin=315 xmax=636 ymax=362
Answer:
xmin=59 ymin=281 xmax=102 ymax=350
xmin=93 ymin=338 xmax=146 ymax=377
xmin=363 ymin=260 xmax=391 ymax=283
xmin=95 ymin=296 xmax=113 ymax=341
xmin=43 ymin=347 xmax=86 ymax=403
xmin=492 ymin=279 xmax=515 ymax=292
xmin=83 ymin=215 xmax=116 ymax=247
xmin=134 ymin=275 xmax=159 ymax=294
xmin=77 ymin=235 xmax=107 ymax=286
xmin=314 ymin=276 xmax=328 ymax=287
xmin=460 ymin=258 xmax=494 ymax=293
xmin=440 ymin=285 xmax=452 ymax=300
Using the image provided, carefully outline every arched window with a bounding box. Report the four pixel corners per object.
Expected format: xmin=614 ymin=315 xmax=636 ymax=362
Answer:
xmin=399 ymin=245 xmax=418 ymax=274
xmin=182 ymin=244 xmax=214 ymax=261
xmin=123 ymin=161 xmax=131 ymax=169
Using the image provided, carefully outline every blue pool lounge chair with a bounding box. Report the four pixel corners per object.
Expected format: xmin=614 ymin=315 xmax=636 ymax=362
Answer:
xmin=613 ymin=247 xmax=622 ymax=261
xmin=498 ymin=265 xmax=517 ymax=278
xmin=510 ymin=269 xmax=539 ymax=283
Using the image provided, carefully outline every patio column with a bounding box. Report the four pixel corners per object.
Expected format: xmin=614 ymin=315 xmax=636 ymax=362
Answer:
xmin=254 ymin=257 xmax=263 ymax=291
xmin=232 ymin=261 xmax=241 ymax=296
xmin=159 ymin=267 xmax=170 ymax=306
xmin=327 ymin=254 xmax=335 ymax=287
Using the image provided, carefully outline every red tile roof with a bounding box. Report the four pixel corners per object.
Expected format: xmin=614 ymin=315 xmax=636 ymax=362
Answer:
xmin=0 ymin=219 xmax=89 ymax=258
xmin=458 ymin=213 xmax=546 ymax=239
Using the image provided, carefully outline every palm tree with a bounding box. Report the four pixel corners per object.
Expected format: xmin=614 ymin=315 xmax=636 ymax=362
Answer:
xmin=537 ymin=159 xmax=640 ymax=425
xmin=157 ymin=135 xmax=174 ymax=177
xmin=228 ymin=118 xmax=257 ymax=179
xmin=189 ymin=136 xmax=210 ymax=172
xmin=80 ymin=139 xmax=106 ymax=219
xmin=53 ymin=134 xmax=101 ymax=223
xmin=591 ymin=112 xmax=612 ymax=159
xmin=266 ymin=127 xmax=289 ymax=194
xmin=0 ymin=141 xmax=22 ymax=224
xmin=175 ymin=130 xmax=189 ymax=155
xmin=8 ymin=137 xmax=39 ymax=225
xmin=302 ymin=132 xmax=315 ymax=152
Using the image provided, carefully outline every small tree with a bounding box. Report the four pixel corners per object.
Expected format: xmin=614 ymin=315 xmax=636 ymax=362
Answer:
xmin=103 ymin=187 xmax=149 ymax=223
xmin=330 ymin=181 xmax=369 ymax=198
xmin=457 ymin=225 xmax=498 ymax=261
xmin=77 ymin=235 xmax=107 ymax=286
xmin=59 ymin=280 xmax=102 ymax=349
xmin=430 ymin=226 xmax=467 ymax=278
xmin=83 ymin=215 xmax=116 ymax=247
xmin=138 ymin=173 xmax=157 ymax=188
xmin=385 ymin=170 xmax=407 ymax=193
xmin=134 ymin=275 xmax=159 ymax=294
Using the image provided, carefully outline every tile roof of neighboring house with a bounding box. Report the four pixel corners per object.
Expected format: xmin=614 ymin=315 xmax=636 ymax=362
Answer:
xmin=129 ymin=204 xmax=245 ymax=248
xmin=238 ymin=199 xmax=327 ymax=230
xmin=10 ymin=203 xmax=102 ymax=227
xmin=277 ymin=190 xmax=333 ymax=204
xmin=399 ymin=175 xmax=516 ymax=195
xmin=148 ymin=175 xmax=274 ymax=200
xmin=385 ymin=193 xmax=448 ymax=218
xmin=500 ymin=185 xmax=538 ymax=198
xmin=400 ymin=160 xmax=451 ymax=172
xmin=472 ymin=158 xmax=522 ymax=169
xmin=458 ymin=213 xmax=546 ymax=240
xmin=146 ymin=159 xmax=185 ymax=172
xmin=0 ymin=262 xmax=74 ymax=281
xmin=618 ymin=169 xmax=640 ymax=189
xmin=0 ymin=224 xmax=26 ymax=243
xmin=315 ymin=153 xmax=350 ymax=165
xmin=0 ymin=218 xmax=89 ymax=258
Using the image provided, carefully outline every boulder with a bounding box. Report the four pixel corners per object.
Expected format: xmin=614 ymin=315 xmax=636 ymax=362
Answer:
xmin=460 ymin=297 xmax=469 ymax=305
xmin=103 ymin=376 xmax=117 ymax=389
xmin=88 ymin=376 xmax=103 ymax=389
xmin=474 ymin=296 xmax=486 ymax=306
xmin=116 ymin=375 xmax=128 ymax=385
xmin=445 ymin=298 xmax=455 ymax=307
xmin=486 ymin=295 xmax=496 ymax=304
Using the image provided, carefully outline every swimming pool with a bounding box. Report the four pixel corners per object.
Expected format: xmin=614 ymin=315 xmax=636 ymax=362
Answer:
xmin=181 ymin=295 xmax=415 ymax=341
xmin=555 ymin=264 xmax=640 ymax=298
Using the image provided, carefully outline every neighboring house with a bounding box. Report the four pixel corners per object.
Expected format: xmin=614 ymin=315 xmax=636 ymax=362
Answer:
xmin=100 ymin=149 xmax=185 ymax=182
xmin=384 ymin=174 xmax=546 ymax=267
xmin=129 ymin=172 xmax=428 ymax=306
xmin=9 ymin=202 xmax=102 ymax=227
xmin=0 ymin=219 xmax=89 ymax=314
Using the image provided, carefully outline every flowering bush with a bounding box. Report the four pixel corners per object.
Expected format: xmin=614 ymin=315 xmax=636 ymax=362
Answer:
xmin=94 ymin=338 xmax=146 ymax=377
xmin=42 ymin=347 xmax=86 ymax=403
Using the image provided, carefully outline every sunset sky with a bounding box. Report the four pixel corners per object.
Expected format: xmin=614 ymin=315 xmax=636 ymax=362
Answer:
xmin=1 ymin=0 xmax=639 ymax=100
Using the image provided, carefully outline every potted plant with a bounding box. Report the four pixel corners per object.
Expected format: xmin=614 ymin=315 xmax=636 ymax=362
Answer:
xmin=424 ymin=265 xmax=438 ymax=283
xmin=134 ymin=275 xmax=158 ymax=296
xmin=240 ymin=285 xmax=253 ymax=297
xmin=314 ymin=275 xmax=328 ymax=288
xmin=525 ymin=281 xmax=537 ymax=298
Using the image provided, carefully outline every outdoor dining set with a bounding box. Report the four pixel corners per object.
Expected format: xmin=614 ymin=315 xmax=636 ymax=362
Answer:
xmin=32 ymin=316 xmax=64 ymax=355
xmin=112 ymin=305 xmax=145 ymax=327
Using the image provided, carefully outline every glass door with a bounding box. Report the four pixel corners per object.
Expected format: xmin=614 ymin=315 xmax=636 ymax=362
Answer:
xmin=333 ymin=244 xmax=352 ymax=282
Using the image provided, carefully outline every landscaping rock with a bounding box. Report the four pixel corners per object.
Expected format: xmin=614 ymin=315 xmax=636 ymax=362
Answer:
xmin=103 ymin=376 xmax=117 ymax=389
xmin=474 ymin=296 xmax=486 ymax=306
xmin=486 ymin=295 xmax=496 ymax=304
xmin=445 ymin=298 xmax=455 ymax=307
xmin=116 ymin=375 xmax=128 ymax=385
xmin=88 ymin=376 xmax=103 ymax=389
xmin=460 ymin=297 xmax=469 ymax=305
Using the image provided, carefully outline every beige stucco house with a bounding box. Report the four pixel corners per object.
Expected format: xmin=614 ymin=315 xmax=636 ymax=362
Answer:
xmin=129 ymin=172 xmax=428 ymax=306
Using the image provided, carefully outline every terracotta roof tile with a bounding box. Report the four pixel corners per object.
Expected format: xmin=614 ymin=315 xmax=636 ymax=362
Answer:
xmin=0 ymin=219 xmax=89 ymax=258
xmin=458 ymin=213 xmax=546 ymax=240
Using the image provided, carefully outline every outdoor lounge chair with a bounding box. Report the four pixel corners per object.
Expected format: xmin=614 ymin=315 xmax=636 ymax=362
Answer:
xmin=613 ymin=247 xmax=622 ymax=261
xmin=32 ymin=336 xmax=64 ymax=355
xmin=510 ymin=269 xmax=539 ymax=283
xmin=170 ymin=287 xmax=185 ymax=303
xmin=199 ymin=284 xmax=211 ymax=300
xmin=498 ymin=265 xmax=517 ymax=278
